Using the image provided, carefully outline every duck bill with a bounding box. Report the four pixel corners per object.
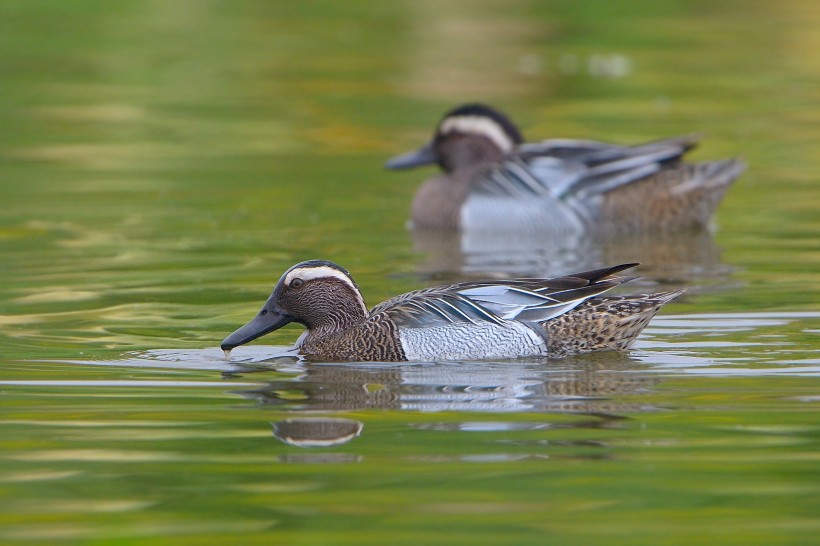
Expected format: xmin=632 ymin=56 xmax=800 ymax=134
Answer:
xmin=221 ymin=306 xmax=293 ymax=351
xmin=385 ymin=141 xmax=437 ymax=169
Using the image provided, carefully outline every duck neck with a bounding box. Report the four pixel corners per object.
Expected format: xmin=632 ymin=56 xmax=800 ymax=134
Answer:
xmin=437 ymin=135 xmax=505 ymax=172
xmin=304 ymin=292 xmax=368 ymax=342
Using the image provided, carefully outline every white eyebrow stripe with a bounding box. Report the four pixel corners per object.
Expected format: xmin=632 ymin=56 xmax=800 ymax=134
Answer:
xmin=284 ymin=266 xmax=353 ymax=286
xmin=283 ymin=266 xmax=367 ymax=314
xmin=440 ymin=116 xmax=515 ymax=153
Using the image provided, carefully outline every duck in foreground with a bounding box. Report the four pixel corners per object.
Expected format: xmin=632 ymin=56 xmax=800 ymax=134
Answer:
xmin=221 ymin=260 xmax=683 ymax=362
xmin=386 ymin=103 xmax=746 ymax=233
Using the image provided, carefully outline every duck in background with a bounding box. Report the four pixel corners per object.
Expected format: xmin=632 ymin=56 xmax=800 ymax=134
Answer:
xmin=386 ymin=103 xmax=745 ymax=234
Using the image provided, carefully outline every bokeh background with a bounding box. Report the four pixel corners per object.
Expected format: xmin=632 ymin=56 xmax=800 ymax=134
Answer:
xmin=0 ymin=1 xmax=818 ymax=544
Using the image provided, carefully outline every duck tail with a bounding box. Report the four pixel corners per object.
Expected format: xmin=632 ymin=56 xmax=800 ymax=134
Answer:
xmin=543 ymin=289 xmax=684 ymax=357
xmin=697 ymin=157 xmax=747 ymax=191
xmin=658 ymin=158 xmax=745 ymax=229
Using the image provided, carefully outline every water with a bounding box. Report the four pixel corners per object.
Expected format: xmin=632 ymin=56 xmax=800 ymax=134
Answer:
xmin=1 ymin=1 xmax=818 ymax=544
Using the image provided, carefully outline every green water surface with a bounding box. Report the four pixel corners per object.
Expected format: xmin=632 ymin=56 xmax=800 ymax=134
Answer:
xmin=0 ymin=1 xmax=818 ymax=544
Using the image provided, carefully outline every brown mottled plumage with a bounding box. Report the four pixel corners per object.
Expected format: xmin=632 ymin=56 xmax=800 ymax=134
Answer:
xmin=544 ymin=292 xmax=682 ymax=357
xmin=221 ymin=260 xmax=682 ymax=362
xmin=597 ymin=161 xmax=739 ymax=231
xmin=298 ymin=312 xmax=407 ymax=362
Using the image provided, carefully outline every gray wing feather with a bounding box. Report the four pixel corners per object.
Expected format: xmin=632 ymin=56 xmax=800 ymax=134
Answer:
xmin=473 ymin=135 xmax=699 ymax=199
xmin=370 ymin=266 xmax=638 ymax=329
xmin=377 ymin=291 xmax=505 ymax=329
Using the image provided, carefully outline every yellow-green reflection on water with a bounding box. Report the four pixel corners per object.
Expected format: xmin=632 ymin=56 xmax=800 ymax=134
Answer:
xmin=0 ymin=0 xmax=818 ymax=544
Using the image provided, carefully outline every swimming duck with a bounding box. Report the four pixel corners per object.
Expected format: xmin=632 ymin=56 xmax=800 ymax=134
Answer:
xmin=386 ymin=103 xmax=745 ymax=233
xmin=221 ymin=260 xmax=682 ymax=362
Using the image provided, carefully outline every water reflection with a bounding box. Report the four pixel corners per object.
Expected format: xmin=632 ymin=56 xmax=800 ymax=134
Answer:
xmin=57 ymin=310 xmax=820 ymax=381
xmin=271 ymin=418 xmax=363 ymax=447
xmin=412 ymin=227 xmax=732 ymax=285
xmin=234 ymin=352 xmax=659 ymax=415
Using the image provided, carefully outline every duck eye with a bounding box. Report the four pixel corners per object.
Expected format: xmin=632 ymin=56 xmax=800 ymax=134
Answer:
xmin=290 ymin=278 xmax=304 ymax=288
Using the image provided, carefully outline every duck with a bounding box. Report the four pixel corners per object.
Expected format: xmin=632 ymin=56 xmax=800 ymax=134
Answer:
xmin=221 ymin=260 xmax=683 ymax=362
xmin=386 ymin=103 xmax=746 ymax=233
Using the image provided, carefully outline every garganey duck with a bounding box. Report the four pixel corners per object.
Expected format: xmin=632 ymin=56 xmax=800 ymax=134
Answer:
xmin=386 ymin=103 xmax=745 ymax=233
xmin=221 ymin=260 xmax=682 ymax=362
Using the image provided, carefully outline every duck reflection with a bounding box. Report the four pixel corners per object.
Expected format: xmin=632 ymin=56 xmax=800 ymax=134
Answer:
xmin=272 ymin=418 xmax=363 ymax=447
xmin=412 ymin=227 xmax=731 ymax=287
xmin=234 ymin=351 xmax=658 ymax=416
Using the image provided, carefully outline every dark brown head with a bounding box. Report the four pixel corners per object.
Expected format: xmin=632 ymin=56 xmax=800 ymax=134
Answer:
xmin=221 ymin=260 xmax=368 ymax=353
xmin=385 ymin=103 xmax=524 ymax=173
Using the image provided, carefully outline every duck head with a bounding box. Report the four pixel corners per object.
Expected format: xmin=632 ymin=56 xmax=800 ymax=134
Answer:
xmin=385 ymin=103 xmax=524 ymax=173
xmin=221 ymin=260 xmax=368 ymax=354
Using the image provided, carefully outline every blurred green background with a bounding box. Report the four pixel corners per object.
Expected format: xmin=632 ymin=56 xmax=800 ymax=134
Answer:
xmin=0 ymin=1 xmax=818 ymax=544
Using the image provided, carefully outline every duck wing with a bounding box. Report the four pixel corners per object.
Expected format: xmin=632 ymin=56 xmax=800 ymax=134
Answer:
xmin=473 ymin=135 xmax=699 ymax=199
xmin=372 ymin=289 xmax=506 ymax=329
xmin=457 ymin=264 xmax=638 ymax=323
xmin=371 ymin=264 xmax=639 ymax=328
